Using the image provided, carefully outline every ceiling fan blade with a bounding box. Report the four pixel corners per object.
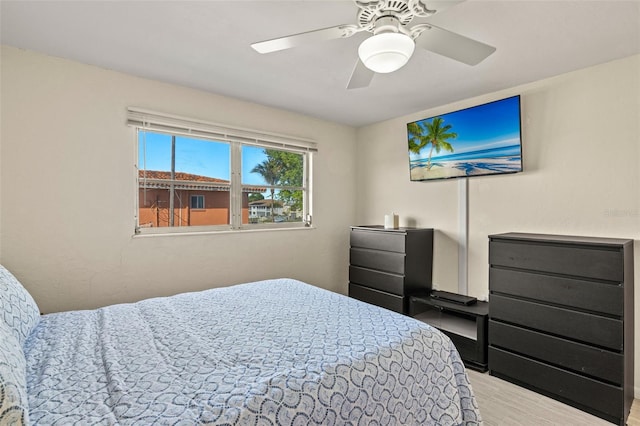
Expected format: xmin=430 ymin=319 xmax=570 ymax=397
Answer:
xmin=252 ymin=24 xmax=358 ymax=54
xmin=414 ymin=24 xmax=496 ymax=65
xmin=347 ymin=59 xmax=375 ymax=90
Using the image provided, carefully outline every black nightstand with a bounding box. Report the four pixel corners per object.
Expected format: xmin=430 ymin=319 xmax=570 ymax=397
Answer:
xmin=409 ymin=295 xmax=489 ymax=372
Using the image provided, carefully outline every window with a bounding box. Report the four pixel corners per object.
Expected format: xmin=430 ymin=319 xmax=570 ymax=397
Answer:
xmin=137 ymin=133 xmax=231 ymax=228
xmin=190 ymin=195 xmax=205 ymax=210
xmin=243 ymin=146 xmax=305 ymax=225
xmin=129 ymin=108 xmax=316 ymax=234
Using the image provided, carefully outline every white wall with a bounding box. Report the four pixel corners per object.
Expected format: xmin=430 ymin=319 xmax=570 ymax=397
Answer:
xmin=356 ymin=54 xmax=640 ymax=390
xmin=0 ymin=45 xmax=357 ymax=313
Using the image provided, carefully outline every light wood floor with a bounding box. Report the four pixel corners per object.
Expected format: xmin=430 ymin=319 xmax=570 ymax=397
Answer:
xmin=467 ymin=369 xmax=640 ymax=425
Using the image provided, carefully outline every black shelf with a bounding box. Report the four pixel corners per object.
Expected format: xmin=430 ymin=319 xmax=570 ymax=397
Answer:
xmin=409 ymin=295 xmax=489 ymax=372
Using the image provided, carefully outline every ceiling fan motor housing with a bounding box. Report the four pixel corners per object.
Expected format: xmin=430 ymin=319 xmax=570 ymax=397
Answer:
xmin=356 ymin=0 xmax=437 ymax=33
xmin=373 ymin=16 xmax=403 ymax=35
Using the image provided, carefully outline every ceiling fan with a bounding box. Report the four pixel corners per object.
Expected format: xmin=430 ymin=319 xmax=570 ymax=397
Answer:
xmin=251 ymin=0 xmax=496 ymax=89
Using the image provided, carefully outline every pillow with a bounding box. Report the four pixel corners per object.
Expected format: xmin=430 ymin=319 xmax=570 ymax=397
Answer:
xmin=0 ymin=321 xmax=30 ymax=424
xmin=0 ymin=265 xmax=40 ymax=346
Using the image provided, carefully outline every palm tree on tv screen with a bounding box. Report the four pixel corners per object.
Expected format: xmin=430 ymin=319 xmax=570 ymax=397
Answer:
xmin=409 ymin=117 xmax=457 ymax=170
xmin=407 ymin=122 xmax=427 ymax=155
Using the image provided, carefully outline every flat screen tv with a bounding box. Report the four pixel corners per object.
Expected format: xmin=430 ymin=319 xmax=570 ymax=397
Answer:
xmin=407 ymin=95 xmax=522 ymax=181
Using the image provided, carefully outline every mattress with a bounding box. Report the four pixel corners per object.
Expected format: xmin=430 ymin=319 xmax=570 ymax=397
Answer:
xmin=23 ymin=278 xmax=480 ymax=425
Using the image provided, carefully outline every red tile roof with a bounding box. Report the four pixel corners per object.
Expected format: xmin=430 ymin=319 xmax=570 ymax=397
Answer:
xmin=138 ymin=170 xmax=264 ymax=193
xmin=139 ymin=170 xmax=229 ymax=184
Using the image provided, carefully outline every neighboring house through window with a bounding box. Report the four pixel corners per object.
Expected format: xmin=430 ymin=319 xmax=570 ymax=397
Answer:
xmin=249 ymin=199 xmax=284 ymax=219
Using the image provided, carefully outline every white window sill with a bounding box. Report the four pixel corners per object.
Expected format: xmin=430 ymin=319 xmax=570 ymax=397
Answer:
xmin=132 ymin=225 xmax=315 ymax=239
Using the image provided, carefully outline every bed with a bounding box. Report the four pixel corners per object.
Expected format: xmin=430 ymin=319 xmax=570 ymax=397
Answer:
xmin=0 ymin=265 xmax=481 ymax=425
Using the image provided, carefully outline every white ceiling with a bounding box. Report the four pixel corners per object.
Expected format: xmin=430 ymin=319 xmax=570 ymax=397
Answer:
xmin=1 ymin=0 xmax=639 ymax=127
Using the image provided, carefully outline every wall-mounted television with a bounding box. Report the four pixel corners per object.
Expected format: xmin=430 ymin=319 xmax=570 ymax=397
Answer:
xmin=407 ymin=95 xmax=522 ymax=181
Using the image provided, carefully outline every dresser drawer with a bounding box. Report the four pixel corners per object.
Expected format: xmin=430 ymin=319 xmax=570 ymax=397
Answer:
xmin=350 ymin=248 xmax=406 ymax=275
xmin=349 ymin=283 xmax=404 ymax=313
xmin=351 ymin=229 xmax=406 ymax=253
xmin=489 ymin=240 xmax=624 ymax=282
xmin=490 ymin=267 xmax=623 ymax=316
xmin=489 ymin=320 xmax=623 ymax=384
xmin=490 ymin=294 xmax=622 ymax=350
xmin=490 ymin=347 xmax=622 ymax=420
xmin=349 ymin=266 xmax=405 ymax=295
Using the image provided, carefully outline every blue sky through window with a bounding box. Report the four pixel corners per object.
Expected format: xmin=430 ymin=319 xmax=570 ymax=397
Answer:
xmin=138 ymin=131 xmax=270 ymax=185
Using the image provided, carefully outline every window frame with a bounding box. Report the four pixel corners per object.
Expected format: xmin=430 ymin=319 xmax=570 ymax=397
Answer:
xmin=129 ymin=108 xmax=316 ymax=235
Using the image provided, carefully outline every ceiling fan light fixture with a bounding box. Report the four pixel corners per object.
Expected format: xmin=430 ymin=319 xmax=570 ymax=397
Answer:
xmin=358 ymin=32 xmax=415 ymax=74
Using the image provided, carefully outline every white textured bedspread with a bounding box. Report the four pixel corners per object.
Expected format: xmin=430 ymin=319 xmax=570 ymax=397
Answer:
xmin=24 ymin=279 xmax=480 ymax=425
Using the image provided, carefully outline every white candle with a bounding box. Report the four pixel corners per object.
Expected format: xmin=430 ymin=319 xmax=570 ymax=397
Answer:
xmin=384 ymin=213 xmax=399 ymax=229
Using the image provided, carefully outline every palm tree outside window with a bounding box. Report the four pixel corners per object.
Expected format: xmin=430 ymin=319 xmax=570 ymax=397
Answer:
xmin=245 ymin=147 xmax=305 ymax=224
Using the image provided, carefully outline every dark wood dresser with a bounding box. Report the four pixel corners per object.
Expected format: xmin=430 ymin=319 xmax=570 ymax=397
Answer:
xmin=348 ymin=226 xmax=433 ymax=314
xmin=488 ymin=232 xmax=634 ymax=425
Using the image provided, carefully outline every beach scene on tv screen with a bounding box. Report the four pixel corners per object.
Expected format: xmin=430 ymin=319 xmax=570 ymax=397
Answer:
xmin=408 ymin=96 xmax=522 ymax=181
